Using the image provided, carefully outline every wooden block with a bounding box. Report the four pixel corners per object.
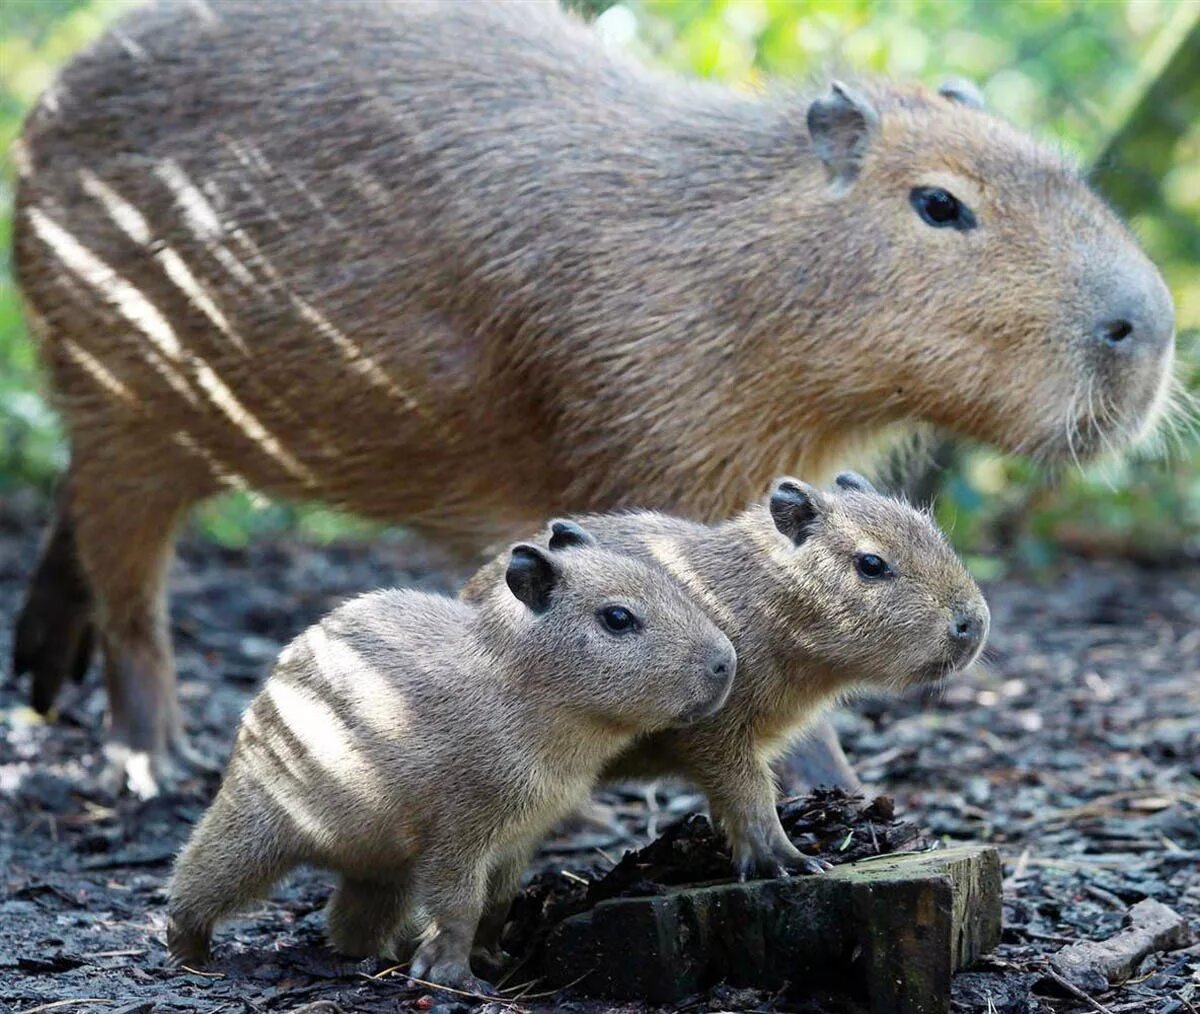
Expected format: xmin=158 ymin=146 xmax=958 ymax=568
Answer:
xmin=543 ymin=844 xmax=1002 ymax=1014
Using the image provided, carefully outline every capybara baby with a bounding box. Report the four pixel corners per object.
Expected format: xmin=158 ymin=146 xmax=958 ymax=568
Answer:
xmin=166 ymin=530 xmax=735 ymax=990
xmin=463 ymin=474 xmax=988 ymax=879
xmin=13 ymin=0 xmax=1172 ymax=793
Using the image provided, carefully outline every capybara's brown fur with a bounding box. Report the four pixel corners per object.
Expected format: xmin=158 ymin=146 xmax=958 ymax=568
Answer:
xmin=12 ymin=0 xmax=1173 ymax=792
xmin=462 ymin=474 xmax=988 ymax=879
xmin=166 ymin=532 xmax=734 ymax=991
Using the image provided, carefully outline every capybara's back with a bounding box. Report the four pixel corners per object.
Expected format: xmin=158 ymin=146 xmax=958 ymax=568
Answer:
xmin=13 ymin=0 xmax=1175 ymax=793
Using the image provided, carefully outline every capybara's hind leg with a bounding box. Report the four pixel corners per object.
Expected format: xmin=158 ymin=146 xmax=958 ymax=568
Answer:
xmin=326 ymin=874 xmax=413 ymax=959
xmin=13 ymin=476 xmax=97 ymax=714
xmin=774 ymin=716 xmax=864 ymax=794
xmin=70 ymin=461 xmax=206 ymax=798
xmin=168 ymin=799 xmax=297 ymax=966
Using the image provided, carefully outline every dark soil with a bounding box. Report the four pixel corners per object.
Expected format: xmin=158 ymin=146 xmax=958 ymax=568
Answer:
xmin=1 ymin=489 xmax=1197 ymax=1014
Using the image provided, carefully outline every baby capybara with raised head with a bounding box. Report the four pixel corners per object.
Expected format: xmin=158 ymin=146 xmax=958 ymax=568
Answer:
xmin=167 ymin=529 xmax=734 ymax=992
xmin=463 ymin=473 xmax=988 ymax=880
xmin=13 ymin=0 xmax=1174 ymax=793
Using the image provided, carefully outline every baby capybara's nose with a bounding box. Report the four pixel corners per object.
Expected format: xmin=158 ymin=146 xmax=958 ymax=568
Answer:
xmin=948 ymin=609 xmax=986 ymax=663
xmin=706 ymin=643 xmax=736 ymax=685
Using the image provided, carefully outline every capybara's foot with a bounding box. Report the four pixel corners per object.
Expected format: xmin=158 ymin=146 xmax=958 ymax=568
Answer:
xmin=99 ymin=741 xmax=189 ymax=800
xmin=166 ymin=915 xmax=212 ymax=968
xmin=99 ymin=726 xmax=217 ymax=799
xmin=733 ymin=836 xmax=831 ymax=881
xmin=410 ymin=939 xmax=494 ymax=995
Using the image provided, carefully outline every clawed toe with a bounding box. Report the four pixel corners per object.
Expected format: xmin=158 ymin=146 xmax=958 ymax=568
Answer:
xmin=793 ymin=855 xmax=831 ymax=875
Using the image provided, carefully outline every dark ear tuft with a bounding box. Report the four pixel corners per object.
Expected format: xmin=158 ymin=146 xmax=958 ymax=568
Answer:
xmin=806 ymin=80 xmax=879 ymax=190
xmin=938 ymin=77 xmax=985 ymax=110
xmin=506 ymin=544 xmax=560 ymax=614
xmin=548 ymin=519 xmax=595 ymax=551
xmin=834 ymin=471 xmax=877 ymax=495
xmin=769 ymin=478 xmax=823 ymax=546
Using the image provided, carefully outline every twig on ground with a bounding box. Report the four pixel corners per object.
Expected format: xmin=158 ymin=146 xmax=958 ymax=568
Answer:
xmin=180 ymin=964 xmax=224 ymax=978
xmin=362 ymin=965 xmax=530 ymax=1011
xmin=517 ymin=967 xmax=595 ymax=999
xmin=1083 ymin=884 xmax=1127 ymax=909
xmin=78 ymin=948 xmax=147 ymax=959
xmin=1044 ymin=967 xmax=1117 ymax=1014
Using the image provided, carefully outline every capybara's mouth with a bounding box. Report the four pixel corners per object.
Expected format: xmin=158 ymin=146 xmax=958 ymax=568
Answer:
xmin=673 ymin=685 xmax=732 ymax=726
xmin=913 ymin=657 xmax=964 ymax=685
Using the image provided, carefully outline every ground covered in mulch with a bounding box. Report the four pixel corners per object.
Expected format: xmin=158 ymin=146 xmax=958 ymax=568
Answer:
xmin=1 ymin=489 xmax=1197 ymax=1013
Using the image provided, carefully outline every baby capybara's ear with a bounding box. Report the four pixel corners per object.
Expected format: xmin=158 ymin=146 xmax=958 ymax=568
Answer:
xmin=769 ymin=477 xmax=824 ymax=546
xmin=506 ymin=544 xmax=562 ymax=614
xmin=548 ymin=519 xmax=595 ymax=551
xmin=834 ymin=471 xmax=877 ymax=495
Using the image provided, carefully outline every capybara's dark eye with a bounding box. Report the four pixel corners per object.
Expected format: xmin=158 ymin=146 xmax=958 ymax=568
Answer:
xmin=910 ymin=186 xmax=977 ymax=231
xmin=855 ymin=553 xmax=892 ymax=580
xmin=599 ymin=605 xmax=640 ymax=634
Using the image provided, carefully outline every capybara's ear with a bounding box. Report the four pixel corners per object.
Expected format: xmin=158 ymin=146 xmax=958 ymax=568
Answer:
xmin=806 ymin=80 xmax=879 ymax=189
xmin=938 ymin=77 xmax=985 ymax=110
xmin=834 ymin=471 xmax=877 ymax=495
xmin=548 ymin=519 xmax=595 ymax=551
xmin=506 ymin=544 xmax=561 ymax=614
xmin=769 ymin=478 xmax=824 ymax=546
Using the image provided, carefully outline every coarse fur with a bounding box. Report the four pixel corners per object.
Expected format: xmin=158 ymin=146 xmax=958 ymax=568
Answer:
xmin=166 ymin=535 xmax=735 ymax=991
xmin=462 ymin=475 xmax=989 ymax=879
xmin=11 ymin=0 xmax=1173 ymax=792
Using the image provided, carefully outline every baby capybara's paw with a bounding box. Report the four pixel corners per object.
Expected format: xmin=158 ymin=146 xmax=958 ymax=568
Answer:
xmin=166 ymin=915 xmax=212 ymax=968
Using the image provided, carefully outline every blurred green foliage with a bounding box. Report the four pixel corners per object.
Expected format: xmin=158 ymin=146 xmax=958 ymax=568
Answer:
xmin=2 ymin=0 xmax=1197 ymax=558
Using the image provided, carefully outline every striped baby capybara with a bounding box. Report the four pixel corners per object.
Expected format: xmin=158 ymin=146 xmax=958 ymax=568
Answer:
xmin=167 ymin=531 xmax=734 ymax=991
xmin=12 ymin=0 xmax=1172 ymax=794
xmin=462 ymin=474 xmax=988 ymax=880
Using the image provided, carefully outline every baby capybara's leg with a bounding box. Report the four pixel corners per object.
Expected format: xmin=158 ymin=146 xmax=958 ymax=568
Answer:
xmin=409 ymin=849 xmax=492 ymax=993
xmin=326 ymin=874 xmax=413 ymax=959
xmin=69 ymin=452 xmax=210 ymax=798
xmin=774 ymin=715 xmax=864 ymax=794
xmin=13 ymin=472 xmax=96 ymax=714
xmin=168 ymin=795 xmax=296 ymax=966
xmin=473 ymin=838 xmax=537 ymax=960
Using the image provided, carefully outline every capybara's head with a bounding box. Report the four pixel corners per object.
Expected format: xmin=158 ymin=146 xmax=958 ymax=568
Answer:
xmin=497 ymin=521 xmax=736 ymax=729
xmin=789 ymin=78 xmax=1175 ymax=464
xmin=763 ymin=473 xmax=988 ymax=687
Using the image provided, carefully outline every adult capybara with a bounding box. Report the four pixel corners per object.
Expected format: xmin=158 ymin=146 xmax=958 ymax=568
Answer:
xmin=12 ymin=0 xmax=1175 ymax=794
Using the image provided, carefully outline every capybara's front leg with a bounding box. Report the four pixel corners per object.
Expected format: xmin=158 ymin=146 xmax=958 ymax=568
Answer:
xmin=699 ymin=742 xmax=830 ymax=880
xmin=472 ymin=837 xmax=537 ymax=968
xmin=70 ymin=456 xmax=207 ymax=798
xmin=409 ymin=852 xmax=493 ymax=994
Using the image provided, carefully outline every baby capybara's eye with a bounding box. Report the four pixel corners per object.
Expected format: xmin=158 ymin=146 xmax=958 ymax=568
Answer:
xmin=598 ymin=605 xmax=640 ymax=634
xmin=910 ymin=186 xmax=977 ymax=231
xmin=854 ymin=553 xmax=892 ymax=580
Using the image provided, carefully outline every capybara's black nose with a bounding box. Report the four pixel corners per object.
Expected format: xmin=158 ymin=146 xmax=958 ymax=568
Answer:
xmin=1093 ymin=271 xmax=1175 ymax=356
xmin=706 ymin=645 xmax=736 ymax=684
xmin=949 ymin=610 xmax=985 ymax=660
